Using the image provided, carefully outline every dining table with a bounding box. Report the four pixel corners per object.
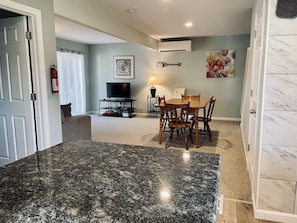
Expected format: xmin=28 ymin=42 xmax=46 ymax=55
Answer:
xmin=158 ymin=98 xmax=210 ymax=148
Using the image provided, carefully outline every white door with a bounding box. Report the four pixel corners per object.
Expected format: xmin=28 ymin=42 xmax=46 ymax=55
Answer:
xmin=248 ymin=0 xmax=265 ymax=201
xmin=0 ymin=16 xmax=36 ymax=166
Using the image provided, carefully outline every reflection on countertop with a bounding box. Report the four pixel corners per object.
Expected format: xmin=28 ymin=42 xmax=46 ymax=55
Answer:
xmin=0 ymin=140 xmax=220 ymax=223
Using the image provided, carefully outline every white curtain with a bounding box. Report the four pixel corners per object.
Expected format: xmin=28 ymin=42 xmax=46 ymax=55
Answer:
xmin=57 ymin=50 xmax=86 ymax=115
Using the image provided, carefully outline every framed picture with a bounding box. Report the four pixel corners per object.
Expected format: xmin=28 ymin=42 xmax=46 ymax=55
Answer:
xmin=206 ymin=49 xmax=236 ymax=78
xmin=114 ymin=55 xmax=134 ymax=79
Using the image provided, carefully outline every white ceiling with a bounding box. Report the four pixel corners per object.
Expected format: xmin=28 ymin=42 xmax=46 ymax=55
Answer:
xmin=55 ymin=0 xmax=255 ymax=45
xmin=55 ymin=16 xmax=126 ymax=44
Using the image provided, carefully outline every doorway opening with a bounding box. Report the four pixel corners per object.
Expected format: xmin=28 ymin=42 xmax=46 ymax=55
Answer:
xmin=0 ymin=3 xmax=48 ymax=167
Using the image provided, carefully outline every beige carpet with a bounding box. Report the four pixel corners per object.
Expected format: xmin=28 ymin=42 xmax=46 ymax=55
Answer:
xmin=91 ymin=114 xmax=251 ymax=202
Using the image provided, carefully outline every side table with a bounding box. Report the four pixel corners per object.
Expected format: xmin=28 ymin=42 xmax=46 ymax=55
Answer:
xmin=147 ymin=96 xmax=159 ymax=117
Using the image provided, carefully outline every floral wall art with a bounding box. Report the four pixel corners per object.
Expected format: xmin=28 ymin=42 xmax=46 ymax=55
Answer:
xmin=206 ymin=49 xmax=236 ymax=78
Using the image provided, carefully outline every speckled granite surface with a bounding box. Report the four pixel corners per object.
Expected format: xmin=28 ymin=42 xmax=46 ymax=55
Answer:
xmin=0 ymin=141 xmax=220 ymax=223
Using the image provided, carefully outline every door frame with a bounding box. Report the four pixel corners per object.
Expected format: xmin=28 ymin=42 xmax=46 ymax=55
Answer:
xmin=240 ymin=0 xmax=268 ymax=209
xmin=251 ymin=0 xmax=269 ymax=209
xmin=0 ymin=0 xmax=49 ymax=151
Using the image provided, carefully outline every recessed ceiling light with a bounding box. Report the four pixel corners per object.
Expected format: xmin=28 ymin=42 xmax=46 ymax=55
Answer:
xmin=126 ymin=9 xmax=136 ymax=14
xmin=185 ymin=22 xmax=193 ymax=27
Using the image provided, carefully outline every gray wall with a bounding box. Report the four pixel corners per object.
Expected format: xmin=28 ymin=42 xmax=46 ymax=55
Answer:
xmin=88 ymin=35 xmax=250 ymax=119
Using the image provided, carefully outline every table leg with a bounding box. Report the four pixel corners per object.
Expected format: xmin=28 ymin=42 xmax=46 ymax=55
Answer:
xmin=159 ymin=108 xmax=163 ymax=144
xmin=195 ymin=109 xmax=199 ymax=148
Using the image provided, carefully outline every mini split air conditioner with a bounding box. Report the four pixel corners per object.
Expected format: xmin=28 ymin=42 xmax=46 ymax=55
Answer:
xmin=158 ymin=40 xmax=191 ymax=52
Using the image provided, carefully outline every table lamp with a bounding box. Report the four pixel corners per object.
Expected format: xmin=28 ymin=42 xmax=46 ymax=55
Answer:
xmin=147 ymin=74 xmax=158 ymax=97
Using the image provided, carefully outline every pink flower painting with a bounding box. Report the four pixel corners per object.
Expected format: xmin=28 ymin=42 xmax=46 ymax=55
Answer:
xmin=206 ymin=49 xmax=236 ymax=78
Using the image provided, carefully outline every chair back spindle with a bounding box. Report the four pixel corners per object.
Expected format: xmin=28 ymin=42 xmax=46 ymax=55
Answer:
xmin=205 ymin=96 xmax=216 ymax=122
xmin=158 ymin=95 xmax=166 ymax=104
xmin=198 ymin=96 xmax=216 ymax=142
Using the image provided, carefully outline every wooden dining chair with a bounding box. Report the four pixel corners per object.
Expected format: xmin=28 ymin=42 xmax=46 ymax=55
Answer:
xmin=181 ymin=94 xmax=200 ymax=101
xmin=164 ymin=101 xmax=193 ymax=149
xmin=156 ymin=95 xmax=168 ymax=131
xmin=182 ymin=94 xmax=201 ymax=120
xmin=158 ymin=95 xmax=166 ymax=104
xmin=192 ymin=96 xmax=216 ymax=142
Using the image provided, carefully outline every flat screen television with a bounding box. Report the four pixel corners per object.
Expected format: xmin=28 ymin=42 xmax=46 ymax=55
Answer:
xmin=106 ymin=82 xmax=131 ymax=98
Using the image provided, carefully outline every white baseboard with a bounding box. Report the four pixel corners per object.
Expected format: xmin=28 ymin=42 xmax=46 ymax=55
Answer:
xmin=87 ymin=111 xmax=99 ymax=115
xmin=255 ymin=209 xmax=297 ymax=223
xmin=89 ymin=111 xmax=242 ymax=121
xmin=212 ymin=117 xmax=241 ymax=121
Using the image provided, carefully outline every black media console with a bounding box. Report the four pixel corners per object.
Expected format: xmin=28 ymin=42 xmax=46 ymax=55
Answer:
xmin=98 ymin=98 xmax=136 ymax=118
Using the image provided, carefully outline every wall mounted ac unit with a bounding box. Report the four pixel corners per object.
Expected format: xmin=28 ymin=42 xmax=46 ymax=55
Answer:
xmin=158 ymin=40 xmax=191 ymax=52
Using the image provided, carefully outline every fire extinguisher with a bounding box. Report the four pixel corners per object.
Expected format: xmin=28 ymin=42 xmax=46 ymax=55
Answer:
xmin=50 ymin=64 xmax=59 ymax=93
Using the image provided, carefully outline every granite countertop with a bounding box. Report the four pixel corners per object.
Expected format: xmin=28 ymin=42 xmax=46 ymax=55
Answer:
xmin=0 ymin=141 xmax=220 ymax=223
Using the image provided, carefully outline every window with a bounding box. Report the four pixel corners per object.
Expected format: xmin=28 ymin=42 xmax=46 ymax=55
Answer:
xmin=57 ymin=50 xmax=86 ymax=115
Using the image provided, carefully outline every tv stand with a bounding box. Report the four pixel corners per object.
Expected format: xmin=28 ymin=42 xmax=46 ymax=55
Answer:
xmin=99 ymin=98 xmax=136 ymax=118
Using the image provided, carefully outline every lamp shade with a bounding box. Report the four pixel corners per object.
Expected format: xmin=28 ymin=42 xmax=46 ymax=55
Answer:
xmin=147 ymin=74 xmax=159 ymax=86
xmin=148 ymin=74 xmax=158 ymax=98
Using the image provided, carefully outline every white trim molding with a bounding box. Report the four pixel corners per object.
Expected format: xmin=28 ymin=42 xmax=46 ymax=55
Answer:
xmin=0 ymin=0 xmax=50 ymax=150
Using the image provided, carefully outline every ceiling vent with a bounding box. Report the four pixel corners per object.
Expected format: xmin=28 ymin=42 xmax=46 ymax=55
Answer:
xmin=158 ymin=40 xmax=191 ymax=53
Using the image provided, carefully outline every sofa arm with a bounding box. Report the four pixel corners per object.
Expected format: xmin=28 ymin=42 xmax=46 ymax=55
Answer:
xmin=62 ymin=115 xmax=91 ymax=142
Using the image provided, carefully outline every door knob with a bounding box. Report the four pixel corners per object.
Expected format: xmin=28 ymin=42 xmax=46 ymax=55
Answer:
xmin=250 ymin=109 xmax=256 ymax=114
